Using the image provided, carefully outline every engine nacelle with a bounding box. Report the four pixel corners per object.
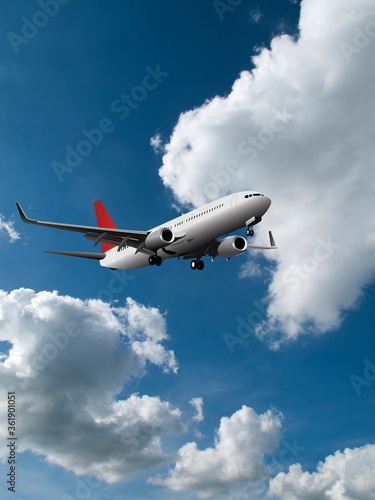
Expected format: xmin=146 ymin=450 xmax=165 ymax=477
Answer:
xmin=145 ymin=227 xmax=174 ymax=251
xmin=217 ymin=235 xmax=247 ymax=258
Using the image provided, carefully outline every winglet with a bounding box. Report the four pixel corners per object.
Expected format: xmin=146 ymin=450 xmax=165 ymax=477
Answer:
xmin=269 ymin=231 xmax=277 ymax=248
xmin=16 ymin=202 xmax=35 ymax=224
xmin=246 ymin=231 xmax=278 ymax=250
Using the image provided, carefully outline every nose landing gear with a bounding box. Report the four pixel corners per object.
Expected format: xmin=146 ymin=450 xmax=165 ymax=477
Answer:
xmin=245 ymin=216 xmax=262 ymax=236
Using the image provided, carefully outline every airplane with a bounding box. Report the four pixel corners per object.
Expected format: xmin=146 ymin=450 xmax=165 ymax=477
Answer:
xmin=16 ymin=191 xmax=277 ymax=271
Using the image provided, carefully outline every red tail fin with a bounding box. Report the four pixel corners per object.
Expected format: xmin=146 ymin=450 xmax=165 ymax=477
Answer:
xmin=94 ymin=200 xmax=117 ymax=253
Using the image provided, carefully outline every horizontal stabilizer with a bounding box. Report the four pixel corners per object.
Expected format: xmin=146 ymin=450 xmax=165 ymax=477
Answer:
xmin=44 ymin=250 xmax=106 ymax=260
xmin=247 ymin=231 xmax=278 ymax=250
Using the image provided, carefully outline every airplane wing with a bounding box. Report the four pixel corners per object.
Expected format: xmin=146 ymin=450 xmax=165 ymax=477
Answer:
xmin=181 ymin=231 xmax=277 ymax=262
xmin=44 ymin=250 xmax=106 ymax=260
xmin=246 ymin=231 xmax=277 ymax=250
xmin=16 ymin=202 xmax=150 ymax=253
xmin=181 ymin=241 xmax=221 ymax=261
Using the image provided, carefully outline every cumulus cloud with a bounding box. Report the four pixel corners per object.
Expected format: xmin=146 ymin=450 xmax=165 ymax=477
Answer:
xmin=239 ymin=261 xmax=262 ymax=279
xmin=157 ymin=0 xmax=375 ymax=346
xmin=150 ymin=133 xmax=164 ymax=154
xmin=190 ymin=397 xmax=204 ymax=422
xmin=250 ymin=8 xmax=263 ymax=24
xmin=120 ymin=297 xmax=178 ymax=374
xmin=0 ymin=288 xmax=183 ymax=481
xmin=150 ymin=406 xmax=283 ymax=498
xmin=268 ymin=444 xmax=375 ymax=500
xmin=0 ymin=214 xmax=19 ymax=242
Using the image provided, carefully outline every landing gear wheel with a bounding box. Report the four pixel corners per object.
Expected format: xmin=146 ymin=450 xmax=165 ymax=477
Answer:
xmin=197 ymin=260 xmax=204 ymax=270
xmin=191 ymin=259 xmax=198 ymax=270
xmin=246 ymin=228 xmax=254 ymax=236
xmin=149 ymin=255 xmax=156 ymax=265
xmin=155 ymin=256 xmax=162 ymax=266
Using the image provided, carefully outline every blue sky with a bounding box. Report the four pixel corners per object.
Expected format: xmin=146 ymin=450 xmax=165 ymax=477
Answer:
xmin=1 ymin=1 xmax=375 ymax=499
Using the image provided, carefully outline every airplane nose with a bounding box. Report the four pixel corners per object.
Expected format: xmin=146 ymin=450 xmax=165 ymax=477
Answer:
xmin=261 ymin=196 xmax=271 ymax=214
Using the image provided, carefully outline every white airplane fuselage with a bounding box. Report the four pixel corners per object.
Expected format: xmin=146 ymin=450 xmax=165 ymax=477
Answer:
xmin=101 ymin=191 xmax=271 ymax=269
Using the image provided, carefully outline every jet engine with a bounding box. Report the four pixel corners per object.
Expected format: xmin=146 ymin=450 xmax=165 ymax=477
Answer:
xmin=145 ymin=227 xmax=174 ymax=251
xmin=217 ymin=235 xmax=247 ymax=258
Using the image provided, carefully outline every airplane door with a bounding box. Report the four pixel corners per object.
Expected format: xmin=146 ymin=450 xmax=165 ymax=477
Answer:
xmin=231 ymin=194 xmax=238 ymax=208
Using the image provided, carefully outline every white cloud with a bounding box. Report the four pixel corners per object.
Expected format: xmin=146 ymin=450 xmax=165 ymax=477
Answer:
xmin=0 ymin=288 xmax=183 ymax=481
xmin=150 ymin=133 xmax=164 ymax=154
xmin=121 ymin=297 xmax=178 ymax=374
xmin=157 ymin=0 xmax=375 ymax=346
xmin=150 ymin=406 xmax=283 ymax=498
xmin=190 ymin=397 xmax=204 ymax=422
xmin=250 ymin=8 xmax=263 ymax=24
xmin=239 ymin=260 xmax=262 ymax=279
xmin=0 ymin=214 xmax=19 ymax=242
xmin=268 ymin=444 xmax=375 ymax=500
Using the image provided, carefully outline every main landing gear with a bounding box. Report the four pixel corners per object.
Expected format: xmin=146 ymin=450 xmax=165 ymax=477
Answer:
xmin=246 ymin=227 xmax=254 ymax=237
xmin=149 ymin=255 xmax=162 ymax=266
xmin=191 ymin=259 xmax=204 ymax=271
